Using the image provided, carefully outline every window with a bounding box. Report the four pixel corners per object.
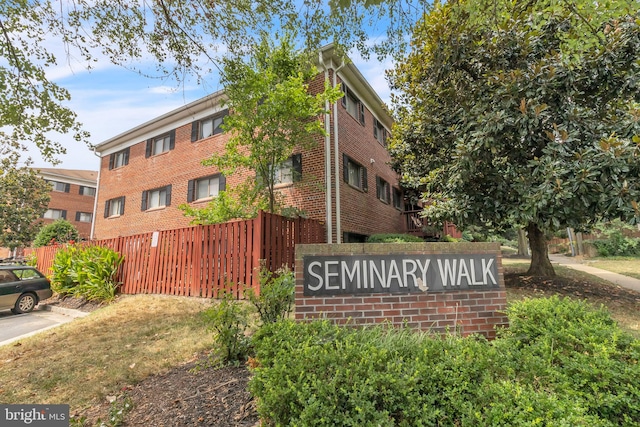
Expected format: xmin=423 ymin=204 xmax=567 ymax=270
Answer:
xmin=191 ymin=110 xmax=228 ymax=142
xmin=341 ymin=83 xmax=365 ymax=125
xmin=272 ymin=154 xmax=302 ymax=185
xmin=104 ymin=196 xmax=125 ymax=218
xmin=108 ymin=147 xmax=130 ymax=170
xmin=376 ymin=176 xmax=390 ymax=204
xmin=141 ymin=185 xmax=172 ymax=211
xmin=187 ymin=174 xmax=226 ymax=202
xmin=342 ymin=154 xmax=368 ymax=192
xmin=79 ymin=186 xmax=96 ymax=196
xmin=49 ymin=181 xmax=70 ymax=193
xmin=145 ymin=130 xmax=176 ymax=157
xmin=374 ymin=119 xmax=389 ymax=147
xmin=393 ymin=188 xmax=403 ymax=210
xmin=43 ymin=209 xmax=66 ymax=220
xmin=75 ymin=212 xmax=93 ymax=223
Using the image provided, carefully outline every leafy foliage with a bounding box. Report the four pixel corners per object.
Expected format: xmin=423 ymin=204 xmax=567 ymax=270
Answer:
xmin=33 ymin=219 xmax=79 ymax=248
xmin=0 ymin=163 xmax=50 ymax=250
xmin=588 ymin=220 xmax=640 ymax=256
xmin=250 ymin=297 xmax=639 ymax=426
xmin=179 ymin=187 xmax=264 ymax=225
xmin=198 ymin=33 xmax=342 ymax=215
xmin=366 ymin=233 xmax=424 ymax=243
xmin=201 ymin=291 xmax=252 ymax=365
xmin=245 ymin=266 xmax=295 ymax=325
xmin=50 ymin=244 xmax=124 ymax=302
xmin=389 ymin=0 xmax=640 ymax=275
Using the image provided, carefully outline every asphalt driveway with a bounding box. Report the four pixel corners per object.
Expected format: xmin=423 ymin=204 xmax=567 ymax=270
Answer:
xmin=0 ymin=307 xmax=79 ymax=346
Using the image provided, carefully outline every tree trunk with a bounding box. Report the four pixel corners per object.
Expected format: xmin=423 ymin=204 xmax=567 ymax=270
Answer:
xmin=526 ymin=222 xmax=555 ymax=276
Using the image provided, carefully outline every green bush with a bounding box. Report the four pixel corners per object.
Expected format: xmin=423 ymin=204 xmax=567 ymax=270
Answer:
xmin=33 ymin=219 xmax=80 ymax=247
xmin=202 ymin=291 xmax=252 ymax=364
xmin=588 ymin=220 xmax=640 ymax=257
xmin=50 ymin=244 xmax=124 ymax=302
xmin=249 ymin=297 xmax=640 ymax=426
xmin=366 ymin=233 xmax=424 ymax=243
xmin=245 ymin=266 xmax=295 ymax=325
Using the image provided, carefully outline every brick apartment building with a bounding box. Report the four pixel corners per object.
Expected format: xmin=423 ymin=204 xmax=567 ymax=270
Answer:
xmin=36 ymin=168 xmax=98 ymax=239
xmin=92 ymin=46 xmax=408 ymax=243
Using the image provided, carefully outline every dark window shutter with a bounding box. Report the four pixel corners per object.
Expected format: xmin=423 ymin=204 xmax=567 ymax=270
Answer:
xmin=64 ymin=183 xmax=70 ymax=193
xmin=187 ymin=180 xmax=195 ymax=202
xmin=169 ymin=129 xmax=176 ymax=150
xmin=359 ymin=102 xmax=365 ymax=125
xmin=145 ymin=139 xmax=153 ymax=158
xmin=341 ymin=83 xmax=347 ymax=108
xmin=61 ymin=210 xmax=67 ymax=219
xmin=219 ymin=174 xmax=226 ymax=191
xmin=109 ymin=154 xmax=115 ymax=170
xmin=124 ymin=147 xmax=130 ymax=165
xmin=120 ymin=197 xmax=125 ymax=215
xmin=292 ymin=153 xmax=302 ymax=182
xmin=165 ymin=185 xmax=172 ymax=206
xmin=373 ymin=120 xmax=378 ymax=140
xmin=141 ymin=191 xmax=148 ymax=211
xmin=342 ymin=153 xmax=349 ymax=183
xmin=191 ymin=121 xmax=199 ymax=142
xmin=79 ymin=186 xmax=84 ymax=195
xmin=386 ymin=182 xmax=391 ymax=203
xmin=104 ymin=201 xmax=110 ymax=218
xmin=362 ymin=167 xmax=368 ymax=192
xmin=75 ymin=212 xmax=80 ymax=221
xmin=376 ymin=176 xmax=381 ymax=199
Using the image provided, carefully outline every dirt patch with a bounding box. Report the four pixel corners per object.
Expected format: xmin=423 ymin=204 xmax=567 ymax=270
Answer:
xmin=40 ymin=294 xmax=111 ymax=312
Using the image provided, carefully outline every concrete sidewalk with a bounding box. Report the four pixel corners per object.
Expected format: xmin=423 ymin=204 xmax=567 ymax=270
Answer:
xmin=549 ymin=254 xmax=640 ymax=293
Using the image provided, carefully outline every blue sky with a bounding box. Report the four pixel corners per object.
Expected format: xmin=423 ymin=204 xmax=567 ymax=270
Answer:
xmin=29 ymin=47 xmax=394 ymax=172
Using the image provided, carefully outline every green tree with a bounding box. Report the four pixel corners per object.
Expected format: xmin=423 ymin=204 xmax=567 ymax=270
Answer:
xmin=194 ymin=34 xmax=342 ymax=218
xmin=1 ymin=1 xmax=418 ymax=165
xmin=32 ymin=219 xmax=80 ymax=248
xmin=0 ymin=161 xmax=50 ymax=252
xmin=389 ymin=0 xmax=640 ymax=276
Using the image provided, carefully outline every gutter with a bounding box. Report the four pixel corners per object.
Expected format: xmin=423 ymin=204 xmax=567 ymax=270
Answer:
xmin=90 ymin=147 xmax=101 ymax=240
xmin=319 ymin=51 xmax=333 ymax=244
xmin=333 ymin=61 xmax=345 ymax=244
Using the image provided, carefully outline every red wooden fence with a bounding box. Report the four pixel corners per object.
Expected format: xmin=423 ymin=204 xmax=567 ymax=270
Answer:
xmin=28 ymin=211 xmax=325 ymax=298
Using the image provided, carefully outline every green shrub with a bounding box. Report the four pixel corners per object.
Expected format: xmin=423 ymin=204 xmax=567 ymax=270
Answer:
xmin=366 ymin=233 xmax=424 ymax=243
xmin=249 ymin=297 xmax=640 ymax=426
xmin=202 ymin=291 xmax=252 ymax=364
xmin=33 ymin=219 xmax=79 ymax=247
xmin=245 ymin=266 xmax=295 ymax=325
xmin=50 ymin=244 xmax=123 ymax=302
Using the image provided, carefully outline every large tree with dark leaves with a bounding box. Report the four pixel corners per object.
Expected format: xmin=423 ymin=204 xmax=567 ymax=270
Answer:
xmin=389 ymin=0 xmax=640 ymax=276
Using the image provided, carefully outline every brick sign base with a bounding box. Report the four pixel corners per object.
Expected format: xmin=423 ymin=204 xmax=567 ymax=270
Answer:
xmin=295 ymin=242 xmax=509 ymax=339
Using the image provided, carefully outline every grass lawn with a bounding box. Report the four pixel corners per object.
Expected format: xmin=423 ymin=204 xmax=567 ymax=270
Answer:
xmin=584 ymin=256 xmax=640 ymax=280
xmin=0 ymin=295 xmax=214 ymax=412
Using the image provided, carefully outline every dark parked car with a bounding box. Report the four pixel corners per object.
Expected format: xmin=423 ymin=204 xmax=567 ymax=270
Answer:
xmin=0 ymin=265 xmax=52 ymax=314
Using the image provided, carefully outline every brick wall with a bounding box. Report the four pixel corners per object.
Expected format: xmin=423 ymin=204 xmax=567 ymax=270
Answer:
xmin=295 ymin=242 xmax=509 ymax=339
xmin=45 ymin=183 xmax=95 ymax=238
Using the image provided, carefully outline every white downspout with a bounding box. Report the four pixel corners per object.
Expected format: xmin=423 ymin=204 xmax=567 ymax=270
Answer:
xmin=333 ymin=63 xmax=345 ymax=243
xmin=90 ymin=148 xmax=101 ymax=240
xmin=319 ymin=52 xmax=333 ymax=244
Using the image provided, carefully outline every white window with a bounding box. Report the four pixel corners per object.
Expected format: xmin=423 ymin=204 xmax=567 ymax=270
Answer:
xmin=142 ymin=186 xmax=171 ymax=211
xmin=191 ymin=110 xmax=228 ymax=142
xmin=343 ymin=155 xmax=367 ymax=191
xmin=341 ymin=83 xmax=365 ymax=125
xmin=197 ymin=176 xmax=220 ymax=200
xmin=376 ymin=176 xmax=390 ymax=204
xmin=107 ymin=197 xmax=124 ymax=217
xmin=77 ymin=212 xmax=93 ymax=223
xmin=50 ymin=181 xmax=68 ymax=192
xmin=80 ymin=186 xmax=96 ymax=196
xmin=374 ymin=119 xmax=389 ymax=146
xmin=109 ymin=148 xmax=130 ymax=169
xmin=273 ymin=158 xmax=294 ymax=185
xmin=43 ymin=209 xmax=65 ymax=219
xmin=153 ymin=135 xmax=171 ymax=156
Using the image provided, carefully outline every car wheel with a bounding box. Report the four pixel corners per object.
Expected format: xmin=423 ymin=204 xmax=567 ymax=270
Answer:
xmin=14 ymin=293 xmax=37 ymax=314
